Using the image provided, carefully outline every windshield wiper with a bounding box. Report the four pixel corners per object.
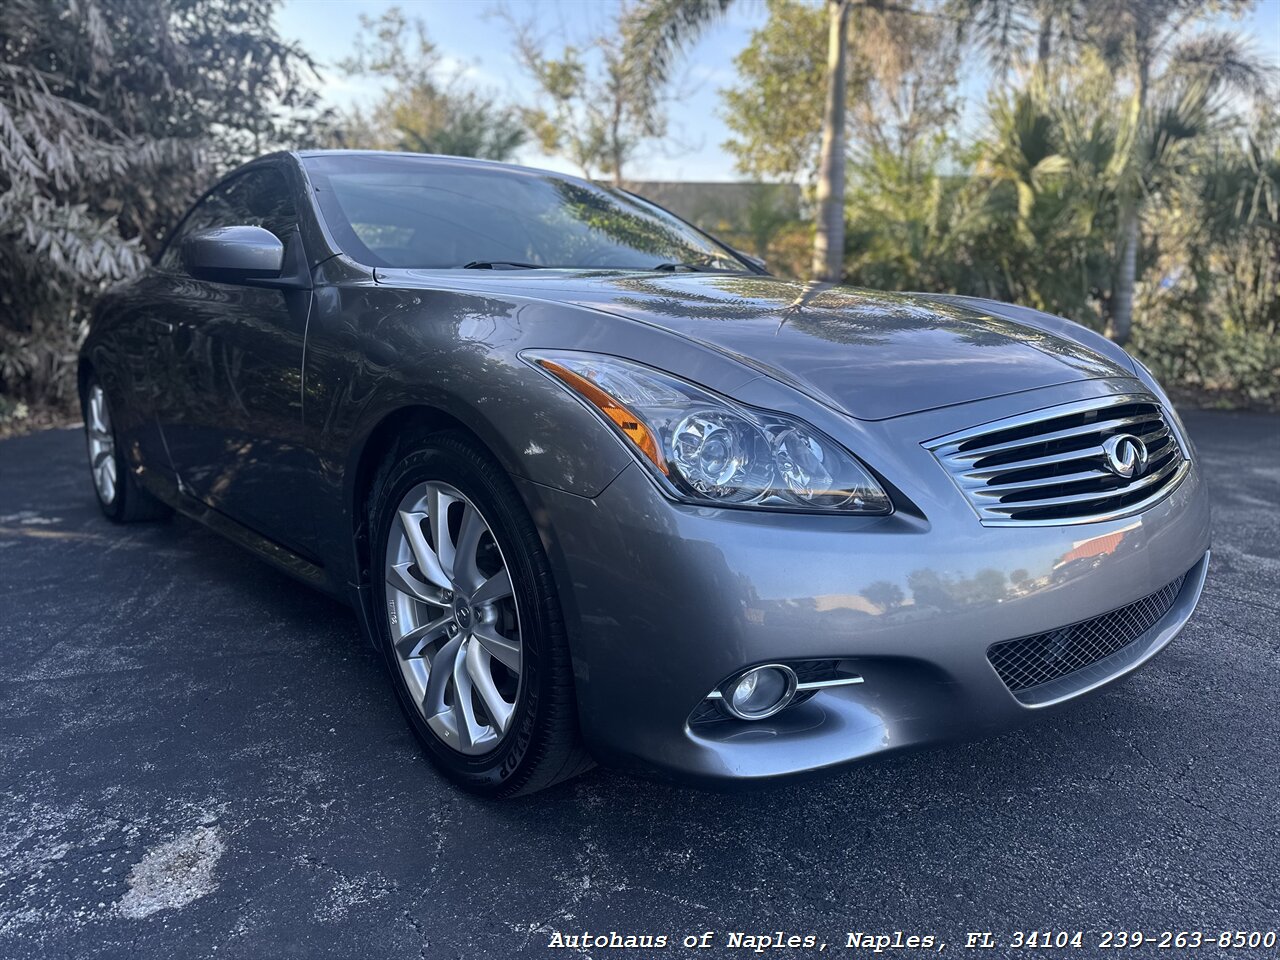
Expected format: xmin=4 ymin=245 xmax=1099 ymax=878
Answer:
xmin=650 ymin=252 xmax=747 ymax=273
xmin=650 ymin=260 xmax=712 ymax=272
xmin=460 ymin=260 xmax=544 ymax=270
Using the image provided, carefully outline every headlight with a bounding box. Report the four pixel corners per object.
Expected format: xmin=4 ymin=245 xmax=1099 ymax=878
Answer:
xmin=525 ymin=350 xmax=891 ymax=514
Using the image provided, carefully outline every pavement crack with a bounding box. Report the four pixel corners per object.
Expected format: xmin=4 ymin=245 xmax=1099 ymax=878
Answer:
xmin=1215 ymin=594 xmax=1280 ymax=616
xmin=402 ymin=910 xmax=429 ymax=960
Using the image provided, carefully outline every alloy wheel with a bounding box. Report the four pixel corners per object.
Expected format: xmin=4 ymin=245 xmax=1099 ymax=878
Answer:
xmin=86 ymin=384 xmax=117 ymax=505
xmin=383 ymin=481 xmax=522 ymax=755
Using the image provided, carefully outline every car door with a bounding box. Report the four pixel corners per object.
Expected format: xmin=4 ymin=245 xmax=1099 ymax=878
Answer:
xmin=150 ymin=164 xmax=316 ymax=556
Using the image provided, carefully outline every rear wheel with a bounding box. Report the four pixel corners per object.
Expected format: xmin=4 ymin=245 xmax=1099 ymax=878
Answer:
xmin=369 ymin=429 xmax=591 ymax=797
xmin=82 ymin=377 xmax=169 ymax=523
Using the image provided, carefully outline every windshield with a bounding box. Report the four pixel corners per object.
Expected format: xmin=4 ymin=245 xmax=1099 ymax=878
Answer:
xmin=302 ymin=154 xmax=749 ymax=273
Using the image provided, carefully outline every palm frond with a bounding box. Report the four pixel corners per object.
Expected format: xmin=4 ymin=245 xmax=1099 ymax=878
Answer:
xmin=1166 ymin=29 xmax=1275 ymax=101
xmin=622 ymin=0 xmax=734 ymax=91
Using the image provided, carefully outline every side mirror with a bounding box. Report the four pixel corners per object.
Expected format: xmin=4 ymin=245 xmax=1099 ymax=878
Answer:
xmin=182 ymin=225 xmax=284 ymax=284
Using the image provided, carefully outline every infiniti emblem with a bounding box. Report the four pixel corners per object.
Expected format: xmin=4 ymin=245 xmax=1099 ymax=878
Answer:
xmin=1102 ymin=434 xmax=1149 ymax=479
xmin=455 ymin=604 xmax=472 ymax=628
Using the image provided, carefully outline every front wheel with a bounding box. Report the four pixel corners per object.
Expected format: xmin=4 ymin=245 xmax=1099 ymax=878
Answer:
xmin=368 ymin=429 xmax=591 ymax=797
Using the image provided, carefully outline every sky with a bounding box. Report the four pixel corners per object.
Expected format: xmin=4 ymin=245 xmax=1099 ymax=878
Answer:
xmin=276 ymin=0 xmax=1280 ymax=183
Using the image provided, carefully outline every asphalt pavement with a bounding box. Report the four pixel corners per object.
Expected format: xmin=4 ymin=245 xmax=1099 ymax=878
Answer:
xmin=1 ymin=411 xmax=1277 ymax=959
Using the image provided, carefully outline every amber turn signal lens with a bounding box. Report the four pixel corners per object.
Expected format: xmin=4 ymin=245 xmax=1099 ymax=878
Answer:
xmin=537 ymin=359 xmax=668 ymax=475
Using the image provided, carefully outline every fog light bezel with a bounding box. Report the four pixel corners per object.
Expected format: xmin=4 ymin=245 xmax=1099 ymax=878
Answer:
xmin=692 ymin=660 xmax=866 ymax=727
xmin=718 ymin=664 xmax=798 ymax=721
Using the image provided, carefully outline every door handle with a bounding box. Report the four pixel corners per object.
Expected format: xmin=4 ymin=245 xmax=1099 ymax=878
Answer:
xmin=147 ymin=318 xmax=175 ymax=334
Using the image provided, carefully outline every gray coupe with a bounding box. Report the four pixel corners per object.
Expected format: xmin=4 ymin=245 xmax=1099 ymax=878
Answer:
xmin=78 ymin=151 xmax=1210 ymax=796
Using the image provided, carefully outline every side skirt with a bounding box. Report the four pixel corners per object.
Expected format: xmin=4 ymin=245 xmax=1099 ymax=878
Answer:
xmin=138 ymin=464 xmax=341 ymax=599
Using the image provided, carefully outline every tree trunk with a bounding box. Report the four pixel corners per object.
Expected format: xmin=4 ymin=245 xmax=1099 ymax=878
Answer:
xmin=610 ymin=136 xmax=623 ymax=187
xmin=1110 ymin=55 xmax=1149 ymax=347
xmin=1112 ymin=210 xmax=1139 ymax=346
xmin=811 ymin=0 xmax=849 ymax=283
xmin=1036 ymin=10 xmax=1052 ymax=69
xmin=612 ymin=132 xmax=624 ymax=188
xmin=609 ymin=83 xmax=625 ymax=187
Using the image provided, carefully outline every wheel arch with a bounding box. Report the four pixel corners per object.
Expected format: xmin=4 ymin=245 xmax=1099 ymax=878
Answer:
xmin=76 ymin=357 xmax=97 ymax=417
xmin=77 ymin=346 xmax=112 ymax=410
xmin=76 ymin=350 xmax=122 ymax=424
xmin=77 ymin=356 xmax=95 ymax=395
xmin=346 ymin=403 xmax=525 ymax=591
xmin=337 ymin=376 xmax=625 ymax=678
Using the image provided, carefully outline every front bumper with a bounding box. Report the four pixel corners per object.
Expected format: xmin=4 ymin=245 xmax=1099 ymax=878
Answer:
xmin=519 ymin=380 xmax=1212 ymax=783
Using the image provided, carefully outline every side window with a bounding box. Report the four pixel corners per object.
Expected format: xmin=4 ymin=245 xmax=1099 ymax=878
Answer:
xmin=158 ymin=166 xmax=299 ymax=273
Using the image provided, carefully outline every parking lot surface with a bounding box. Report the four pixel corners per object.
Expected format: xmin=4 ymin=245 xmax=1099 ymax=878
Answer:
xmin=1 ymin=411 xmax=1277 ymax=958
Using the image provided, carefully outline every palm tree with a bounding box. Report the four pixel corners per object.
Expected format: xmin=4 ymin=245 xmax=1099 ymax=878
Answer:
xmin=960 ymin=0 xmax=1269 ymax=345
xmin=812 ymin=1 xmax=853 ymax=282
xmin=627 ymin=0 xmax=854 ymax=282
xmin=1081 ymin=0 xmax=1268 ymax=344
xmin=958 ymin=0 xmax=1082 ymax=76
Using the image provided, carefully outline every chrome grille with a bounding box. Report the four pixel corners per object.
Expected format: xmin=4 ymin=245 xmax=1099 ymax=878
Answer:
xmin=987 ymin=573 xmax=1186 ymax=695
xmin=925 ymin=394 xmax=1189 ymax=525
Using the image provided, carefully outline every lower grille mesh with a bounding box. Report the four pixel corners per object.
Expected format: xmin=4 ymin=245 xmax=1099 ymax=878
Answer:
xmin=988 ymin=574 xmax=1186 ymax=693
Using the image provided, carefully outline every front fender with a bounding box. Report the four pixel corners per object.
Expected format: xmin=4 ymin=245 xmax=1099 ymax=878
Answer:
xmin=302 ymin=284 xmax=642 ymax=583
xmin=338 ymin=358 xmax=634 ymax=510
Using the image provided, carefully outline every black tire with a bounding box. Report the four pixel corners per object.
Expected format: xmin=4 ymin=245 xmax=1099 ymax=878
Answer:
xmin=368 ymin=428 xmax=592 ymax=797
xmin=81 ymin=374 xmax=170 ymax=524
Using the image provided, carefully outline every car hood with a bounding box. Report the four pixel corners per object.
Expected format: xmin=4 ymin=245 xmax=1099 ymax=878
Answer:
xmin=392 ymin=271 xmax=1133 ymax=420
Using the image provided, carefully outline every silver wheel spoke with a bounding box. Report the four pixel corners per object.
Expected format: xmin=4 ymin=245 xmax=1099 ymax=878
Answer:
xmin=450 ymin=639 xmax=485 ymax=749
xmin=472 ymin=568 xmax=513 ymax=606
xmin=472 ymin=621 xmax=521 ymax=674
xmin=466 ymin=637 xmax=514 ymax=734
xmin=397 ymin=508 xmax=451 ymax=590
xmin=386 ymin=560 xmax=439 ymax=605
xmin=394 ymin=614 xmax=452 ymax=660
xmin=422 ymin=634 xmax=464 ymax=717
xmin=427 ymin=487 xmax=458 ymax=581
xmin=89 ymin=392 xmax=105 ymax=433
xmin=453 ymin=503 xmax=486 ymax=591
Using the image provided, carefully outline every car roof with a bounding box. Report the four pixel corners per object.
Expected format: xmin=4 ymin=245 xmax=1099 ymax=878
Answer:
xmin=290 ymin=149 xmax=591 ymax=185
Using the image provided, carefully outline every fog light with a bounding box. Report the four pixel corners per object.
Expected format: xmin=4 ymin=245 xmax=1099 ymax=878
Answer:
xmin=722 ymin=664 xmax=797 ymax=720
